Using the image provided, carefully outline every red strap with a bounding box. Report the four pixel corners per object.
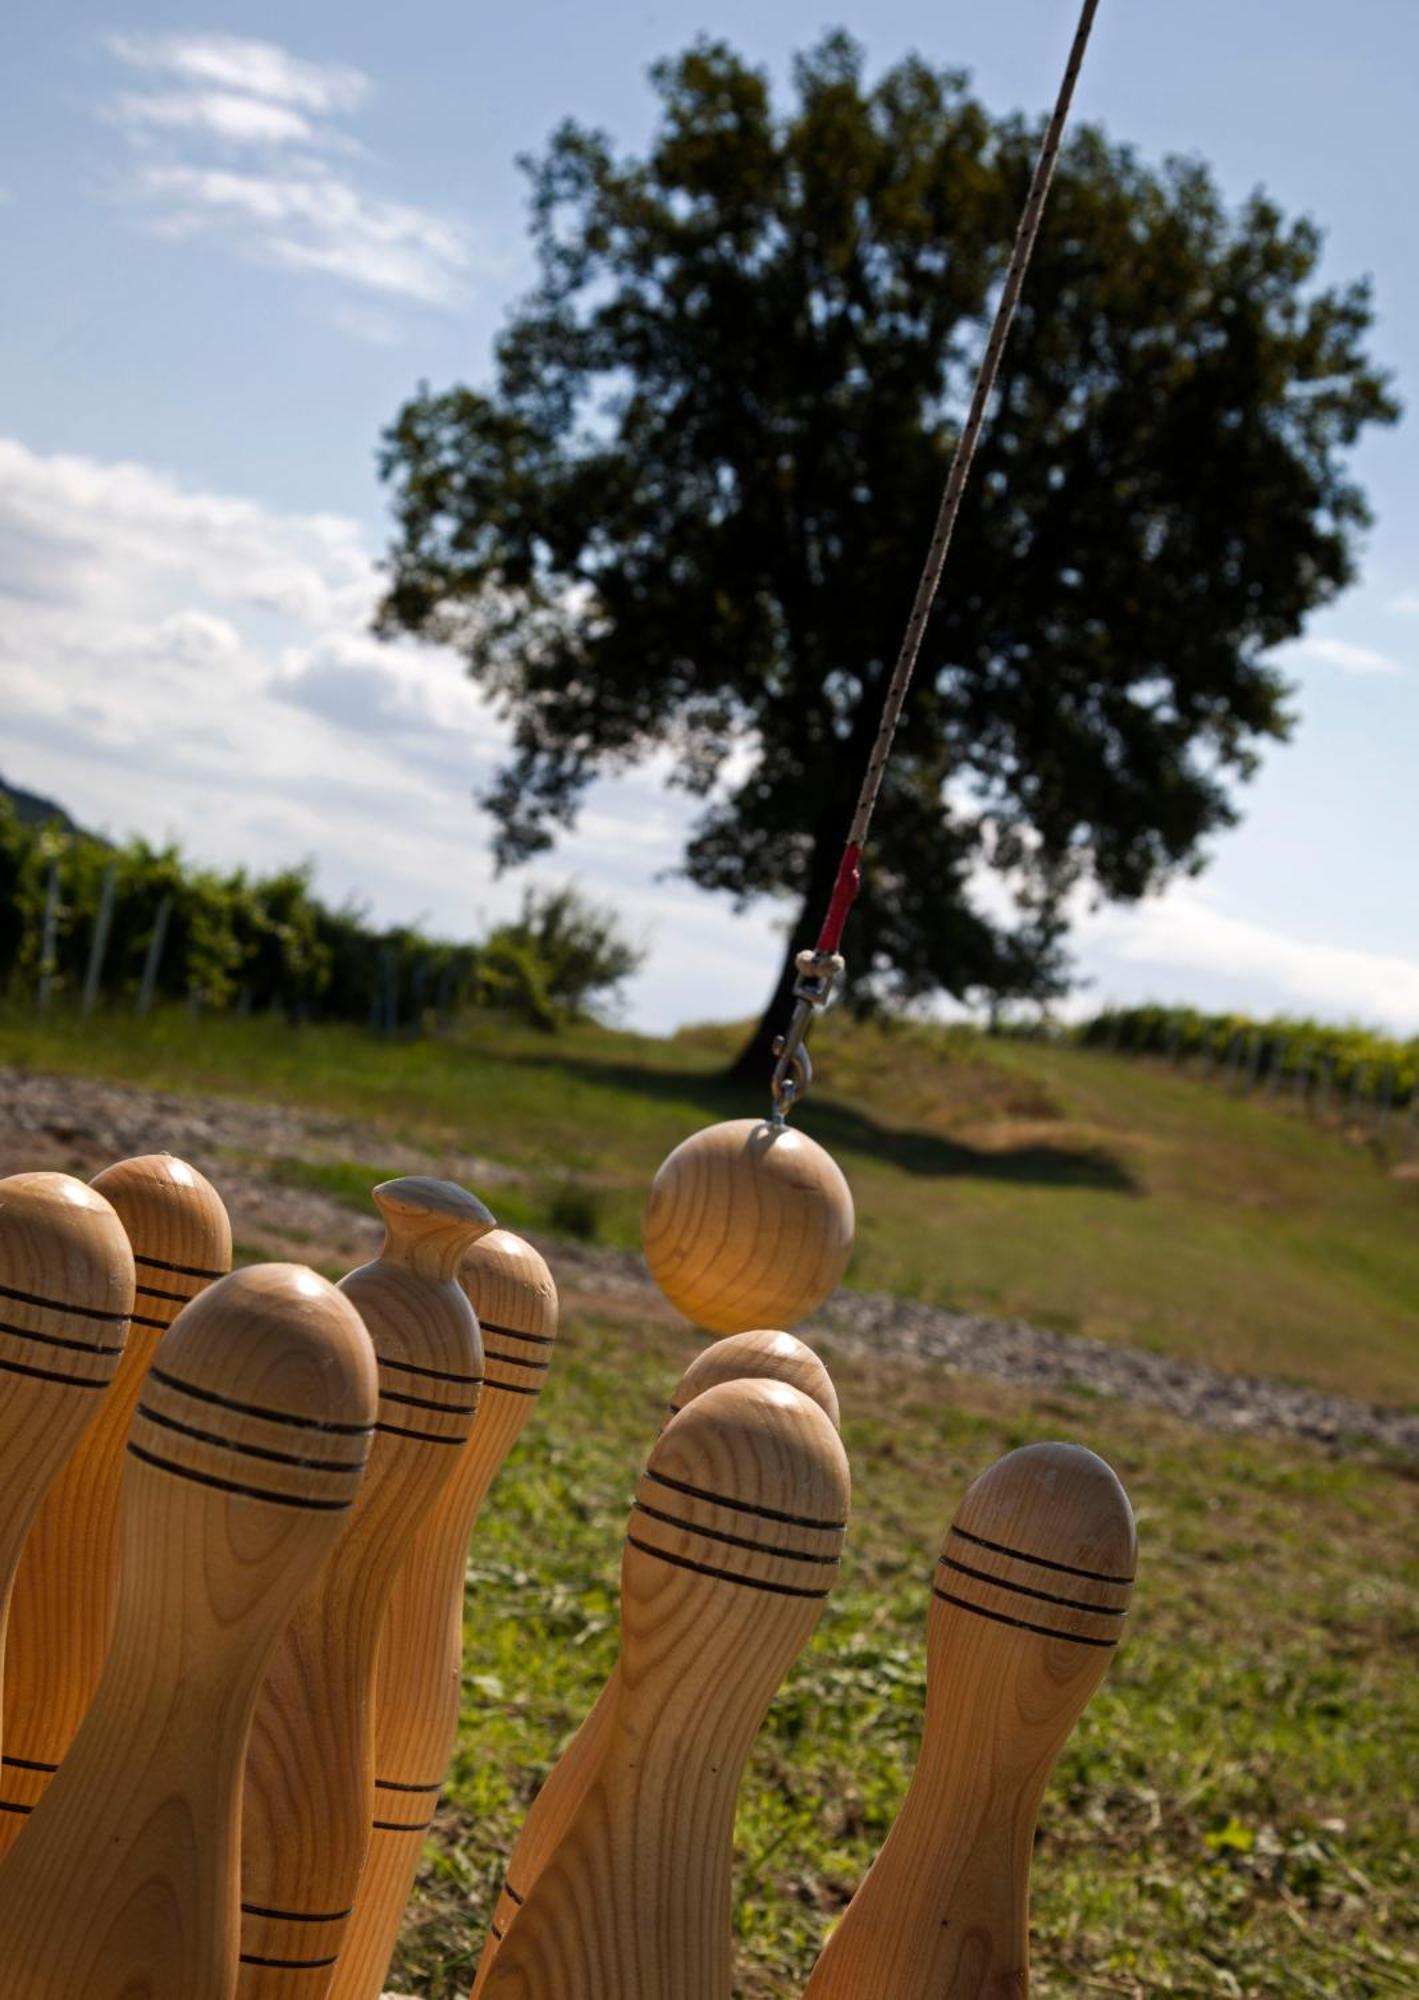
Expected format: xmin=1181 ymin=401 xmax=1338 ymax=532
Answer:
xmin=815 ymin=844 xmax=862 ymax=955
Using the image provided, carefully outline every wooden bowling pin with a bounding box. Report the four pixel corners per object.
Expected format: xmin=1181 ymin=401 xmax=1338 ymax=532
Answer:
xmin=327 ymin=1228 xmax=559 ymax=2000
xmin=643 ymin=1119 xmax=855 ymax=1333
xmin=481 ymin=1375 xmax=851 ymax=2000
xmin=474 ymin=1328 xmax=841 ymax=1993
xmin=802 ymin=1442 xmax=1137 ymax=1999
xmin=0 ymin=1262 xmax=377 ymax=2000
xmin=0 ymin=1172 xmax=135 ymax=1778
xmin=0 ymin=1155 xmax=230 ymax=1840
xmin=237 ymin=1178 xmax=493 ymax=1997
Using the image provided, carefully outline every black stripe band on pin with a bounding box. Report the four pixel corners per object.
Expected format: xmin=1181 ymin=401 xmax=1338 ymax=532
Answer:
xmin=375 ymin=1419 xmax=467 ymax=1446
xmin=950 ymin=1524 xmax=1134 ymax=1587
xmin=127 ymin=1442 xmax=354 ymax=1511
xmin=241 ymin=1903 xmax=351 ymax=1924
xmin=505 ymin=1883 xmax=525 ymax=1907
xmin=939 ymin=1555 xmax=1127 ymax=1618
xmin=489 ymin=1921 xmax=505 ymax=1942
xmin=377 ymin=1354 xmax=483 ymax=1387
xmin=379 ymin=1384 xmax=480 ymax=1416
xmin=136 ymin=1402 xmax=367 ymax=1474
xmin=148 ymin=1365 xmax=374 ymax=1437
xmin=0 ymin=1316 xmax=125 ymax=1357
xmin=633 ymin=1500 xmax=841 ymax=1565
xmin=478 ymin=1318 xmax=555 ymax=1348
xmin=130 ymin=1314 xmax=169 ymax=1331
xmin=135 ymin=1252 xmax=226 ymax=1280
xmin=483 ymin=1346 xmax=550 ymax=1373
xmin=2 ymin=1755 xmax=58 ymax=1773
xmin=239 ymin=1952 xmax=339 ymax=1970
xmin=0 ymin=1354 xmax=111 ymax=1390
xmin=375 ymin=1776 xmax=441 ymax=1794
xmin=135 ymin=1281 xmax=199 ymax=1304
xmin=643 ymin=1467 xmax=846 ymax=1533
xmin=933 ymin=1587 xmax=1119 ymax=1648
xmin=0 ymin=1801 xmax=32 ymax=1815
xmin=372 ymin=1816 xmax=433 ymax=1833
xmin=626 ymin=1533 xmax=833 ymax=1600
xmin=0 ymin=1281 xmax=128 ymax=1324
xmin=484 ymin=1375 xmax=541 ymax=1397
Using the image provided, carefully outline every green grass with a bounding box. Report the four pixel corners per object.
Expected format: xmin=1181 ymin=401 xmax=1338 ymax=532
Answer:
xmin=2 ymin=1004 xmax=1417 ymax=1404
xmin=387 ymin=1305 xmax=1417 ymax=1997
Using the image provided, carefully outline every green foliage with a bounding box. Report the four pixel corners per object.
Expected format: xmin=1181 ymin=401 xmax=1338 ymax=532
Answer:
xmin=0 ymin=800 xmax=639 ymax=1029
xmin=376 ymin=29 xmax=1398 ymax=1070
xmin=1085 ymin=1004 xmax=1419 ymax=1107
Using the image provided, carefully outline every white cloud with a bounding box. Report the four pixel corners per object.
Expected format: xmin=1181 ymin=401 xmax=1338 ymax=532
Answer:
xmin=1080 ymin=885 xmax=1419 ymax=1036
xmin=0 ymin=435 xmax=773 ymax=1028
xmin=1290 ymin=635 xmax=1405 ymax=677
xmin=1392 ymin=592 xmax=1419 ymax=616
xmin=99 ymin=30 xmax=469 ymax=315
xmin=111 ymin=89 xmax=317 ymax=149
xmin=105 ymin=33 xmax=369 ymax=115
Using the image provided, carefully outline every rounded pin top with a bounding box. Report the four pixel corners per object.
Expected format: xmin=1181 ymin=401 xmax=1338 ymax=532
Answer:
xmin=937 ymin=1442 xmax=1136 ymax=1653
xmin=0 ymin=1170 xmax=135 ymax=1324
xmin=461 ymin=1227 xmax=558 ymax=1399
xmin=642 ymin=1117 xmax=854 ymax=1335
xmin=90 ymin=1154 xmax=232 ymax=1331
xmin=628 ymin=1378 xmax=851 ymax=1607
xmin=155 ymin=1261 xmax=377 ymax=1430
xmin=373 ymin=1176 xmax=497 ymax=1279
xmin=670 ymin=1330 xmax=840 ymax=1430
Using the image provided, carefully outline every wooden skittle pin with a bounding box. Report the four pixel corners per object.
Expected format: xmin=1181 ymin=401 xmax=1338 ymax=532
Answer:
xmin=0 ymin=1172 xmax=134 ymax=1782
xmin=482 ymin=1376 xmax=850 ymax=2000
xmin=237 ymin=1178 xmax=493 ymax=1998
xmin=802 ymin=1441 xmax=1136 ymax=2000
xmin=0 ymin=1155 xmax=230 ymax=1838
xmin=328 ymin=1229 xmax=558 ymax=2000
xmin=475 ymin=1327 xmax=841 ymax=1993
xmin=0 ymin=1261 xmax=377 ymax=2000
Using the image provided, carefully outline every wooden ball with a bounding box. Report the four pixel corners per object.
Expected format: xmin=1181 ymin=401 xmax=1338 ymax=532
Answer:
xmin=642 ymin=1118 xmax=854 ymax=1335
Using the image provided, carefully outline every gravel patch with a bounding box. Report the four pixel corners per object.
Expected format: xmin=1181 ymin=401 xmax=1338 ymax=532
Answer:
xmin=3 ymin=1064 xmax=1412 ymax=1462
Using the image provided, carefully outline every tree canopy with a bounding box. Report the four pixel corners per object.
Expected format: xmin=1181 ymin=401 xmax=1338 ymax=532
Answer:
xmin=376 ymin=32 xmax=1397 ymax=1073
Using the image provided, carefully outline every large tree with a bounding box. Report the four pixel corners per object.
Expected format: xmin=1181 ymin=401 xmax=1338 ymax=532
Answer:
xmin=376 ymin=33 xmax=1397 ymax=1076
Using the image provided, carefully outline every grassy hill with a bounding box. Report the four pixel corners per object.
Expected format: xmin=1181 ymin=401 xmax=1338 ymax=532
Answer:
xmin=1 ymin=1003 xmax=1415 ymax=1405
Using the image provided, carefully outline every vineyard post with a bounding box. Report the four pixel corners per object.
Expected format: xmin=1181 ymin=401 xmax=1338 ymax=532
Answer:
xmin=1165 ymin=1016 xmax=1182 ymax=1064
xmin=1348 ymin=1062 xmax=1369 ymax=1129
xmin=136 ymin=894 xmax=172 ymax=1017
xmin=81 ymin=864 xmax=116 ymax=1016
xmin=1376 ymin=1066 xmax=1393 ymax=1143
xmin=1316 ymin=1056 xmax=1332 ymax=1123
xmin=1244 ymin=1031 xmax=1264 ymax=1094
xmin=36 ymin=861 xmax=61 ymax=1012
xmin=1265 ymin=1036 xmax=1289 ymax=1097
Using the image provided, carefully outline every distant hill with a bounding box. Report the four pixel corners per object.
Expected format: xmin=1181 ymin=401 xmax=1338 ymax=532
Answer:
xmin=0 ymin=776 xmax=83 ymax=835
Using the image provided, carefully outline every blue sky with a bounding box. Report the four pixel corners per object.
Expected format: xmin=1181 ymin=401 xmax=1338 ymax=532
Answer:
xmin=1 ymin=1 xmax=1415 ymax=1034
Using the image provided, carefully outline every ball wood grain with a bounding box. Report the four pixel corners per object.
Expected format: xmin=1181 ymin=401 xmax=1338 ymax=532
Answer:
xmin=802 ymin=1442 xmax=1136 ymax=2000
xmin=0 ymin=1171 xmax=135 ymax=1781
xmin=237 ymin=1179 xmax=493 ymax=1998
xmin=0 ymin=1262 xmax=377 ymax=2000
xmin=643 ymin=1119 xmax=854 ymax=1334
xmin=0 ymin=1154 xmax=230 ymax=1840
xmin=474 ymin=1328 xmax=841 ymax=1995
xmin=481 ymin=1377 xmax=850 ymax=2000
xmin=327 ymin=1229 xmax=558 ymax=2000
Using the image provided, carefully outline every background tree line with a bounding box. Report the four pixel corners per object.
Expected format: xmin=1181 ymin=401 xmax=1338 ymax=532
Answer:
xmin=0 ymin=800 xmax=641 ymax=1031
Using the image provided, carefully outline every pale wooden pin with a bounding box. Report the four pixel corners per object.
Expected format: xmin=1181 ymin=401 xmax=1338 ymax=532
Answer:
xmin=480 ymin=1375 xmax=851 ymax=1999
xmin=0 ymin=1172 xmax=134 ymax=1782
xmin=0 ymin=1155 xmax=231 ymax=1839
xmin=237 ymin=1178 xmax=493 ymax=1998
xmin=802 ymin=1441 xmax=1136 ymax=1999
xmin=642 ymin=1119 xmax=854 ymax=1333
xmin=0 ymin=1262 xmax=377 ymax=2000
xmin=327 ymin=1228 xmax=559 ymax=2000
xmin=475 ymin=1328 xmax=841 ymax=1994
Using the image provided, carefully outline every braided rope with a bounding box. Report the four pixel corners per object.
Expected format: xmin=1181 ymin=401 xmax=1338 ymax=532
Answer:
xmin=770 ymin=0 xmax=1102 ymax=1116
